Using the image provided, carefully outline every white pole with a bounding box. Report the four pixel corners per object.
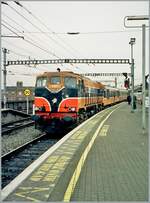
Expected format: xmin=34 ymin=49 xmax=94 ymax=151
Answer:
xmin=3 ymin=48 xmax=7 ymax=109
xmin=131 ymin=60 xmax=134 ymax=112
xmin=142 ymin=24 xmax=146 ymax=131
xmin=27 ymin=96 xmax=29 ymax=114
xmin=33 ymin=104 xmax=35 ymax=115
xmin=130 ymin=41 xmax=135 ymax=113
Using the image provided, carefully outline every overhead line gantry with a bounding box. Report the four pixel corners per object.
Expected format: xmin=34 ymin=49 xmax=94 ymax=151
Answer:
xmin=6 ymin=58 xmax=130 ymax=66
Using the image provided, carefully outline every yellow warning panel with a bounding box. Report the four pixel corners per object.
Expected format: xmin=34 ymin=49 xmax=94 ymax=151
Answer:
xmin=24 ymin=89 xmax=31 ymax=96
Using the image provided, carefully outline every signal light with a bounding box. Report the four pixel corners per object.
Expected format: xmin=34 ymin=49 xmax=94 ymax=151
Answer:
xmin=124 ymin=78 xmax=130 ymax=89
xmin=122 ymin=72 xmax=128 ymax=78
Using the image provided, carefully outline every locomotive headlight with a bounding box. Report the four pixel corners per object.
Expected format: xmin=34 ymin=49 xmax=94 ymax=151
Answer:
xmin=69 ymin=107 xmax=76 ymax=112
xmin=71 ymin=107 xmax=76 ymax=111
xmin=35 ymin=106 xmax=45 ymax=111
xmin=35 ymin=106 xmax=39 ymax=111
xmin=52 ymin=98 xmax=57 ymax=103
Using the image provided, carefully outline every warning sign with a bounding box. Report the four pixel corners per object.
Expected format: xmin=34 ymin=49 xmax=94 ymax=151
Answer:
xmin=24 ymin=89 xmax=31 ymax=96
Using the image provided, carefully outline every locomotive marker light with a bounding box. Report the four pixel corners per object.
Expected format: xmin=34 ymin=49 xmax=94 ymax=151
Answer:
xmin=125 ymin=15 xmax=149 ymax=131
xmin=24 ymin=89 xmax=31 ymax=114
xmin=52 ymin=98 xmax=57 ymax=104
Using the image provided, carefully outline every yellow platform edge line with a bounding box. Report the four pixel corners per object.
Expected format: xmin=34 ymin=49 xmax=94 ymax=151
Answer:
xmin=63 ymin=105 xmax=120 ymax=202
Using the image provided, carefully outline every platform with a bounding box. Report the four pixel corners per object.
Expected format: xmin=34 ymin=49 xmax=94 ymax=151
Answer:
xmin=2 ymin=102 xmax=148 ymax=201
xmin=70 ymin=103 xmax=148 ymax=201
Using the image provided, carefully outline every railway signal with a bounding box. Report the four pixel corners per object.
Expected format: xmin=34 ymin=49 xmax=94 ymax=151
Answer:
xmin=124 ymin=78 xmax=130 ymax=89
xmin=122 ymin=72 xmax=130 ymax=89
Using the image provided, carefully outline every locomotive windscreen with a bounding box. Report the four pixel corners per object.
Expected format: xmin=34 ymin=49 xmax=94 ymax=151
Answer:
xmin=50 ymin=76 xmax=61 ymax=84
xmin=36 ymin=77 xmax=47 ymax=87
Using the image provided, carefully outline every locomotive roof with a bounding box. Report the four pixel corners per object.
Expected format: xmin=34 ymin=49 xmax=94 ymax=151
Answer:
xmin=38 ymin=71 xmax=81 ymax=77
xmin=37 ymin=71 xmax=105 ymax=88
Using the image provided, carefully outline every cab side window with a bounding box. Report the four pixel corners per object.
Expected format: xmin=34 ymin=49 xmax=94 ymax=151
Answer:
xmin=78 ymin=80 xmax=84 ymax=97
xmin=65 ymin=77 xmax=77 ymax=88
xmin=36 ymin=77 xmax=47 ymax=87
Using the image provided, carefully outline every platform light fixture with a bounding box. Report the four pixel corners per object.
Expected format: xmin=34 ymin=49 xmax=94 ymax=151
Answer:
xmin=129 ymin=37 xmax=136 ymax=113
xmin=127 ymin=15 xmax=149 ymax=21
xmin=129 ymin=37 xmax=136 ymax=45
xmin=124 ymin=15 xmax=149 ymax=131
xmin=67 ymin=32 xmax=80 ymax=35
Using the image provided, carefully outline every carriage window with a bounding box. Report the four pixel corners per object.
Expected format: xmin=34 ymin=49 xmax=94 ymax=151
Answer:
xmin=64 ymin=77 xmax=77 ymax=88
xmin=107 ymin=90 xmax=110 ymax=98
xmin=99 ymin=89 xmax=104 ymax=96
xmin=36 ymin=77 xmax=47 ymax=87
xmin=51 ymin=76 xmax=60 ymax=84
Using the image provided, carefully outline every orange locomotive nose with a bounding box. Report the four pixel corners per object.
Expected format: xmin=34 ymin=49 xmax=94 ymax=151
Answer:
xmin=58 ymin=98 xmax=78 ymax=112
xmin=34 ymin=97 xmax=51 ymax=112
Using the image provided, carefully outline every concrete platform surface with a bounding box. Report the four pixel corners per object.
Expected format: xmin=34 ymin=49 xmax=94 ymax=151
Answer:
xmin=2 ymin=103 xmax=148 ymax=201
xmin=70 ymin=103 xmax=148 ymax=201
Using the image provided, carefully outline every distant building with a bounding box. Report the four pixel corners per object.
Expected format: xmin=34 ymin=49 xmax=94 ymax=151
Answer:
xmin=1 ymin=81 xmax=35 ymax=102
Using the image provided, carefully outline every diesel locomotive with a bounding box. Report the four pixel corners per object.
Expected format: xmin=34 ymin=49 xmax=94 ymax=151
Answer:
xmin=32 ymin=71 xmax=127 ymax=133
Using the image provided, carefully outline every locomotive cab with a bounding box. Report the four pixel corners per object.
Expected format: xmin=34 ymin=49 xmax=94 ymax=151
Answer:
xmin=33 ymin=72 xmax=79 ymax=133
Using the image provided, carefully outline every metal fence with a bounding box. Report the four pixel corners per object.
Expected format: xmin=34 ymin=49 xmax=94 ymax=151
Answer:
xmin=1 ymin=100 xmax=34 ymax=114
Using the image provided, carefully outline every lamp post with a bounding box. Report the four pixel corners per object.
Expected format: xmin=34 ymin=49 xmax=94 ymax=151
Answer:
xmin=129 ymin=37 xmax=136 ymax=113
xmin=142 ymin=24 xmax=146 ymax=130
xmin=2 ymin=48 xmax=9 ymax=109
xmin=124 ymin=15 xmax=149 ymax=131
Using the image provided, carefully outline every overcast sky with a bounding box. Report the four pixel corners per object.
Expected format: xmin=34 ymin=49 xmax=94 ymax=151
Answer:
xmin=1 ymin=1 xmax=149 ymax=88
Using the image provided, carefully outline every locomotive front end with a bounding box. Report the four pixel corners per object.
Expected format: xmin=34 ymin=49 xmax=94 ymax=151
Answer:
xmin=33 ymin=72 xmax=78 ymax=133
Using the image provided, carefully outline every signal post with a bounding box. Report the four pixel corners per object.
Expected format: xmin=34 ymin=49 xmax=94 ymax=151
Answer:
xmin=24 ymin=89 xmax=31 ymax=114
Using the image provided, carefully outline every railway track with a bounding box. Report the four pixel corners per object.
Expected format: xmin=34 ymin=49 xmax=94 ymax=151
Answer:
xmin=1 ymin=107 xmax=106 ymax=189
xmin=2 ymin=118 xmax=34 ymax=135
xmin=1 ymin=114 xmax=86 ymax=189
xmin=2 ymin=134 xmax=58 ymax=189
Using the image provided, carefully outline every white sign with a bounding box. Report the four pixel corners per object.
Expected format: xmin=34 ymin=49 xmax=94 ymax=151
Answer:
xmin=145 ymin=97 xmax=149 ymax=108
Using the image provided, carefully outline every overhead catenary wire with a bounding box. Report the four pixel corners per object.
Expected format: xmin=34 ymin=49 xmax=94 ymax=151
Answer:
xmin=13 ymin=1 xmax=84 ymax=58
xmin=2 ymin=2 xmax=88 ymax=72
xmin=2 ymin=38 xmax=42 ymax=58
xmin=2 ymin=4 xmax=78 ymax=70
xmin=2 ymin=28 xmax=71 ymax=72
xmin=7 ymin=3 xmax=77 ymax=58
xmin=6 ymin=49 xmax=31 ymax=59
xmin=2 ymin=23 xmax=23 ymax=39
xmin=2 ymin=20 xmax=60 ymax=59
xmin=2 ymin=13 xmax=61 ymax=59
xmin=7 ymin=70 xmax=40 ymax=76
xmin=2 ymin=2 xmax=66 ymax=51
xmin=12 ymin=1 xmax=90 ymax=71
xmin=19 ymin=1 xmax=96 ymax=69
xmin=2 ymin=20 xmax=61 ymax=59
xmin=12 ymin=29 xmax=144 ymax=35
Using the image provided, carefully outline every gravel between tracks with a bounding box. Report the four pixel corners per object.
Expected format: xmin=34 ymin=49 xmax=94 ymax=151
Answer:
xmin=2 ymin=113 xmax=26 ymax=125
xmin=2 ymin=126 xmax=42 ymax=156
